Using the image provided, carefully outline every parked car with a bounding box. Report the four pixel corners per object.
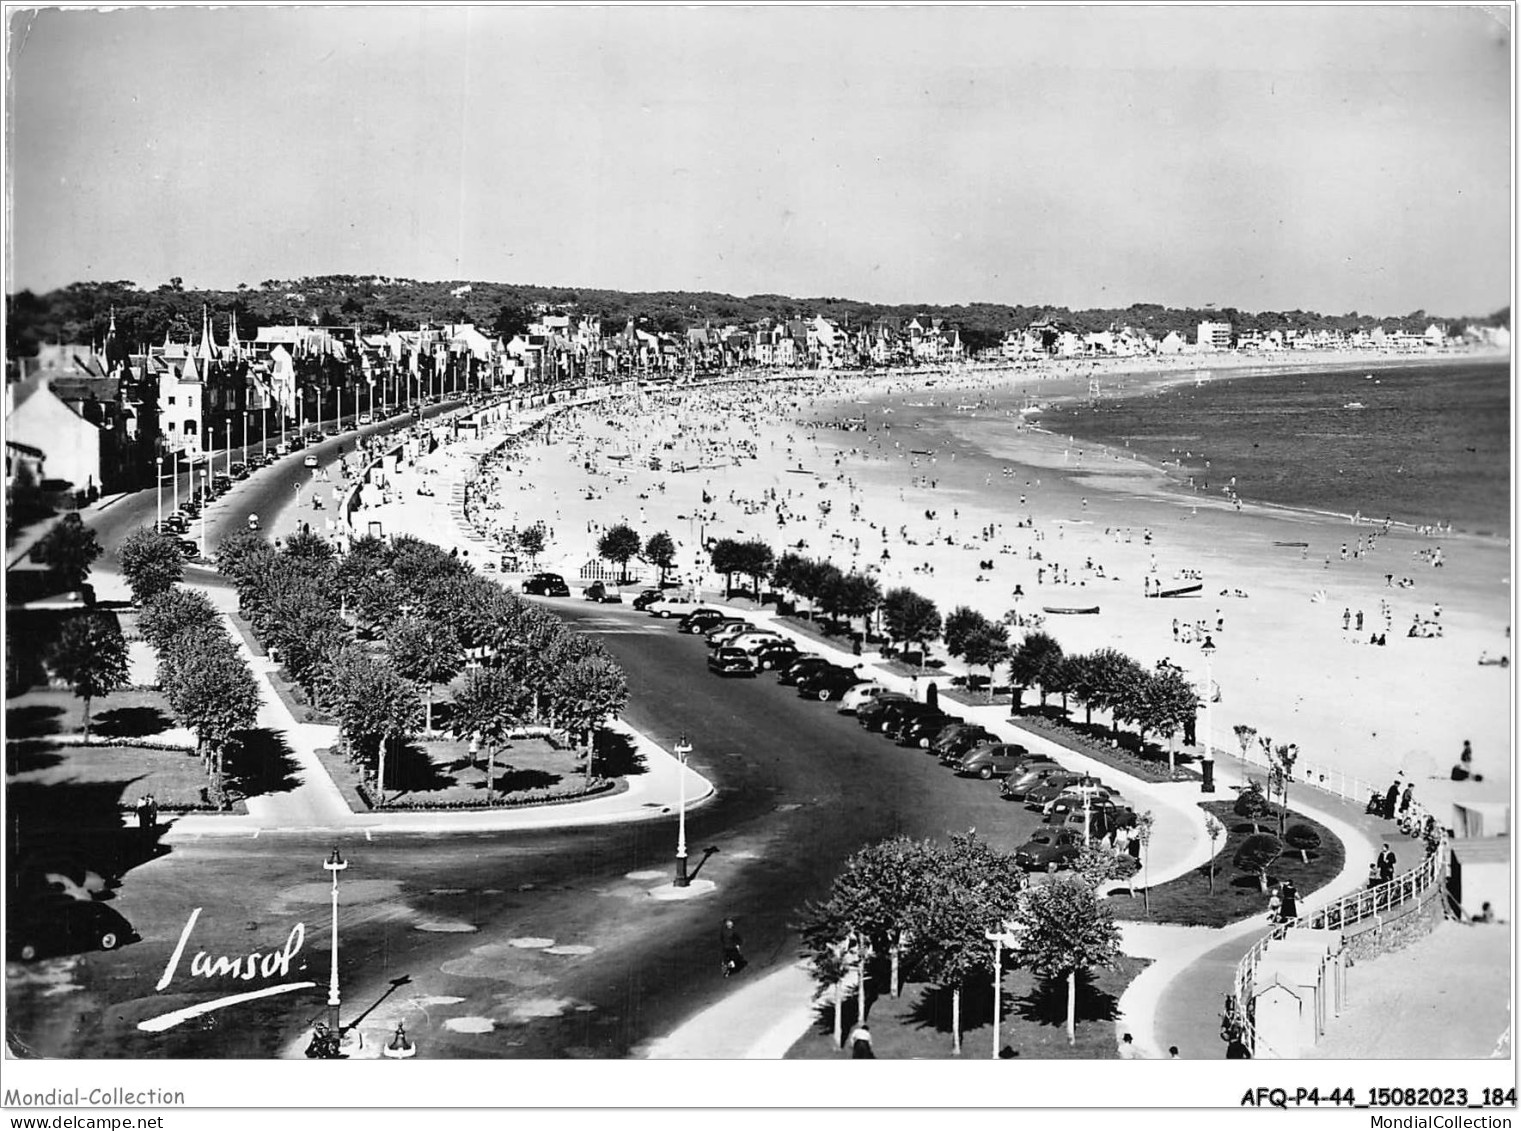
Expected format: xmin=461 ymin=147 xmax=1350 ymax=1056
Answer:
xmin=899 ymin=713 xmax=965 ymax=748
xmin=796 ymin=666 xmax=865 ymax=702
xmin=7 ymin=896 xmax=136 ymax=961
xmin=1000 ymin=766 xmax=1082 ymax=801
xmin=777 ymin=656 xmax=839 ymax=686
xmin=857 ymin=695 xmax=920 ymax=732
xmin=703 ymin=621 xmax=754 ymax=648
xmin=753 ymin=640 xmax=803 ymax=671
xmin=707 ymin=647 xmax=758 ymax=677
xmin=1024 ymin=774 xmax=1098 ymax=807
xmin=522 ymin=572 xmax=571 ymax=597
xmin=303 ymin=454 xmax=319 ymax=469
xmin=647 ymin=597 xmax=706 ymax=619
xmin=212 ymin=473 xmax=232 ymax=493
xmin=359 ymin=413 xmax=373 ymax=425
xmin=1041 ymin=781 xmax=1119 ymax=816
xmin=631 ymin=589 xmax=664 ymax=611
xmin=229 ymin=462 xmax=248 ymax=480
xmin=931 ymin=723 xmax=996 ymax=759
xmin=1013 ymin=828 xmax=1086 ymax=872
xmin=678 ymin=605 xmax=730 ymax=632
xmin=878 ymin=701 xmax=945 ymax=740
xmin=730 ymin=631 xmax=787 ymax=655
xmin=1045 ymin=801 xmax=1137 ymax=835
xmin=678 ymin=609 xmax=731 ymax=633
xmin=582 ymin=581 xmax=623 ymax=603
xmin=837 ymin=683 xmax=896 ymax=715
xmin=953 ymin=743 xmax=1040 ymax=779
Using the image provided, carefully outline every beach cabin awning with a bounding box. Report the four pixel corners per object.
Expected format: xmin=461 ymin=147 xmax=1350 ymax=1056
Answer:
xmin=1452 ymin=801 xmax=1510 ymax=839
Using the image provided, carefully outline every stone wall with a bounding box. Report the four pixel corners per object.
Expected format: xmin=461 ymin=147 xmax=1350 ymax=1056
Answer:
xmin=1342 ymin=888 xmax=1445 ymax=964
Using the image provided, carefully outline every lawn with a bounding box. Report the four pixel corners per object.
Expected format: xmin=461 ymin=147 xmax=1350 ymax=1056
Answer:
xmin=7 ymin=738 xmax=228 ymax=813
xmin=1108 ymin=801 xmax=1345 ymax=927
xmin=317 ymin=726 xmax=640 ymax=811
xmin=6 ymin=687 xmax=179 ymax=742
xmin=785 ymin=954 xmax=1150 ymax=1060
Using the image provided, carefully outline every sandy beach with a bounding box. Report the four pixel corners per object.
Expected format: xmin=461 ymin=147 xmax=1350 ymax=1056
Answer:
xmin=463 ymin=351 xmax=1511 ymax=826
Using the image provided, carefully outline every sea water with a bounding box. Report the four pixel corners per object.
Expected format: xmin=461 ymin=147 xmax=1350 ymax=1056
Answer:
xmin=1037 ymin=359 xmax=1512 ymax=538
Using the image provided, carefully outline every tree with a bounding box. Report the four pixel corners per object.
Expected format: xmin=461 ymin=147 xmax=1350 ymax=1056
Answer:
xmin=642 ymin=531 xmax=678 ymax=585
xmin=1268 ymin=743 xmax=1299 ymax=837
xmin=798 ymin=836 xmax=941 ymax=1012
xmin=943 ymin=606 xmax=987 ymax=658
xmin=908 ymin=832 xmax=1025 ymax=1055
xmin=550 ymin=651 xmax=629 ymax=786
xmin=387 ymin=616 xmax=465 ymax=732
xmin=734 ymin=539 xmax=775 ymax=599
xmin=1083 ymin=648 xmax=1139 ymax=735
xmin=1234 ymin=832 xmax=1284 ymax=893
xmin=1234 ymin=780 xmax=1271 ymax=834
xmin=138 ymin=587 xmax=220 ymax=653
xmin=160 ymin=626 xmax=260 ymax=799
xmin=1071 ymin=844 xmax=1139 ymax=891
xmin=597 ymin=524 xmax=642 ymax=583
xmin=451 ymin=666 xmax=528 ymax=796
xmin=961 ymin=623 xmax=1011 ymax=701
xmin=35 ymin=513 xmax=102 ymax=590
xmin=517 ymin=523 xmax=547 ymax=568
xmin=1009 ymin=631 xmax=1065 ymax=707
xmin=832 ymin=572 xmax=882 ymax=634
xmin=1283 ymin=823 xmax=1321 ymax=863
xmin=880 ymin=587 xmax=941 ymax=667
xmin=118 ymin=526 xmax=184 ymax=604
xmin=1011 ymin=878 xmax=1122 ymax=1046
xmin=1060 ymin=653 xmax=1100 ymax=724
xmin=708 ymin=538 xmax=744 ymax=594
xmin=49 ymin=613 xmax=129 ymax=741
xmin=1130 ymin=663 xmax=1198 ymax=752
xmin=327 ymin=652 xmax=422 ymax=803
xmin=1232 ymin=724 xmax=1258 ymax=767
xmin=1203 ymin=812 xmax=1226 ymax=893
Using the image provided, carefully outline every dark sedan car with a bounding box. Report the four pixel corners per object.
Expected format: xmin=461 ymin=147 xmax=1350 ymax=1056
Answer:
xmin=582 ymin=581 xmax=623 ymax=603
xmin=777 ymin=657 xmax=839 ymax=686
xmin=678 ymin=610 xmax=731 ymax=634
xmin=795 ymin=666 xmax=864 ymax=702
xmin=1000 ymin=766 xmax=1083 ymax=801
xmin=7 ymin=897 xmax=136 ymax=961
xmin=1023 ymin=774 xmax=1097 ymax=807
xmin=898 ymin=712 xmax=963 ymax=747
xmin=522 ymin=572 xmax=571 ymax=597
xmin=631 ymin=589 xmax=664 ymax=611
xmin=931 ymin=723 xmax=996 ymax=759
xmin=880 ymin=702 xmax=946 ymax=740
xmin=753 ymin=640 xmax=802 ymax=671
xmin=1014 ymin=828 xmax=1086 ymax=872
xmin=858 ymin=695 xmax=922 ymax=733
xmin=952 ymin=743 xmax=1044 ymax=779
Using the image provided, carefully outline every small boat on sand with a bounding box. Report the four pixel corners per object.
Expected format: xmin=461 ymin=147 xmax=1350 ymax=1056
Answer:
xmin=1156 ymin=583 xmax=1203 ymax=599
xmin=1344 ymin=402 xmax=1366 ymax=410
xmin=1043 ymin=605 xmax=1101 ymax=615
xmin=1273 ymin=541 xmax=1310 ymax=548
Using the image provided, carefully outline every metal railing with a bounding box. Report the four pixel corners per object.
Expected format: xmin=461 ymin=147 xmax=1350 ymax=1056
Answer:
xmin=1231 ymin=821 xmax=1448 ymax=1056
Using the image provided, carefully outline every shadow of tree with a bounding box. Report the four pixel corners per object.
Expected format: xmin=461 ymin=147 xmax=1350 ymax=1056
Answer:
xmin=904 ymin=978 xmax=998 ymax=1035
xmin=222 ymin=727 xmax=303 ymax=798
xmin=386 ymin=738 xmax=454 ymax=794
xmin=94 ymin=706 xmax=175 ymax=739
xmin=1010 ymin=968 xmax=1120 ymax=1028
xmin=6 ymin=704 xmax=63 ymax=739
xmin=593 ymin=730 xmax=647 ymax=778
xmin=493 ymin=767 xmax=560 ymax=794
xmin=6 ymin=740 xmax=64 ymax=776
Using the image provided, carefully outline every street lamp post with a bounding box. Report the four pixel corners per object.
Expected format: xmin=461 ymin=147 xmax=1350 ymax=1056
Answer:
xmin=225 ymin=420 xmax=232 ymax=476
xmin=674 ymin=735 xmax=692 ymax=886
xmin=985 ymin=920 xmax=1023 ymax=1059
xmin=323 ymin=847 xmax=347 ymax=1035
xmin=1200 ymin=635 xmax=1217 ymax=794
xmin=156 ymin=453 xmax=165 ymax=527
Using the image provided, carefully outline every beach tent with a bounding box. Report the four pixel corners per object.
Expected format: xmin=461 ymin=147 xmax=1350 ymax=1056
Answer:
xmin=1451 ymin=801 xmax=1510 ymax=839
xmin=1446 ymin=837 xmax=1510 ymax=921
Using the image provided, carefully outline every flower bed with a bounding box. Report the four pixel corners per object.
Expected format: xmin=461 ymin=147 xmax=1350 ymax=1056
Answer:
xmin=1011 ymin=712 xmax=1198 ymax=785
xmin=356 ymin=776 xmax=619 ymax=811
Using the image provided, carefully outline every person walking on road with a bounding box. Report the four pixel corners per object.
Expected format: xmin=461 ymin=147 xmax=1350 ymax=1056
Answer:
xmin=850 ymin=1023 xmax=874 ymax=1058
xmin=720 ymin=918 xmax=746 ymax=977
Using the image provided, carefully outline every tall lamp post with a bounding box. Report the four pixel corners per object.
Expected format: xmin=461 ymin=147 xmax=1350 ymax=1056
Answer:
xmin=323 ymin=846 xmax=347 ymax=1035
xmin=674 ymin=734 xmax=692 ymax=887
xmin=985 ymin=920 xmax=1024 ymax=1059
xmin=1200 ymin=635 xmax=1217 ymax=794
xmin=156 ymin=452 xmax=165 ymax=527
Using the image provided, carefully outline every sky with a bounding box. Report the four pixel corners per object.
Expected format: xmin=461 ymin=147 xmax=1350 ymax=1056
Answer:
xmin=4 ymin=4 xmax=1513 ymax=316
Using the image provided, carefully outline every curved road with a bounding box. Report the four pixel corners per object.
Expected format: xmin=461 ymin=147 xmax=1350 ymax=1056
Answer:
xmin=9 ymin=422 xmax=1051 ymax=1059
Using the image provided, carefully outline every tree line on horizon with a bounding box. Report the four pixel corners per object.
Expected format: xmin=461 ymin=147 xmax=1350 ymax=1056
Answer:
xmin=7 ymin=274 xmax=1508 ymax=363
